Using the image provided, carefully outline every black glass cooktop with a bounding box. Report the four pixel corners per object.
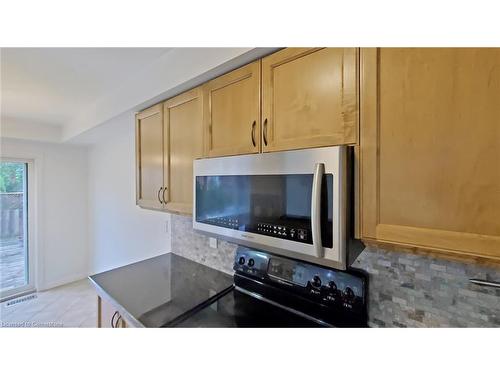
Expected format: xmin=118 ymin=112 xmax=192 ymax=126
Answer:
xmin=168 ymin=287 xmax=328 ymax=328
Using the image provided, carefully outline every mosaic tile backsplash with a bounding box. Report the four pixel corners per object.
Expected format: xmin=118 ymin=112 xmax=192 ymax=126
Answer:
xmin=171 ymin=215 xmax=500 ymax=327
xmin=172 ymin=215 xmax=236 ymax=275
xmin=353 ymin=248 xmax=500 ymax=327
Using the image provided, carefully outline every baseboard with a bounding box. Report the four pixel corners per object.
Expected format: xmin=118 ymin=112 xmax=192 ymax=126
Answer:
xmin=38 ymin=273 xmax=89 ymax=291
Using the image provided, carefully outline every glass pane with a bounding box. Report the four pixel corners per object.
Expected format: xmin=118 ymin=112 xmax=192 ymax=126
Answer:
xmin=0 ymin=162 xmax=28 ymax=294
xmin=195 ymin=174 xmax=333 ymax=248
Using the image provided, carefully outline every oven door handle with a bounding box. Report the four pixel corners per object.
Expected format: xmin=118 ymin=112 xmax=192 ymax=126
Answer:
xmin=311 ymin=162 xmax=325 ymax=257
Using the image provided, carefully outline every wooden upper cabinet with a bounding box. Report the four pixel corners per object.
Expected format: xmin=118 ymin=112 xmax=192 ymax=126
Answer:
xmin=261 ymin=48 xmax=358 ymax=152
xmin=360 ymin=48 xmax=500 ymax=261
xmin=203 ymin=61 xmax=261 ymax=157
xmin=163 ymin=88 xmax=204 ymax=215
xmin=136 ymin=104 xmax=164 ymax=210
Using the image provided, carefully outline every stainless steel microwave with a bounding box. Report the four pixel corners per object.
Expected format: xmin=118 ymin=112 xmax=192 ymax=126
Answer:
xmin=193 ymin=146 xmax=363 ymax=270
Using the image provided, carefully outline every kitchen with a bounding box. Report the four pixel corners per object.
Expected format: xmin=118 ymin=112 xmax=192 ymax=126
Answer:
xmin=2 ymin=49 xmax=499 ymax=324
xmin=0 ymin=2 xmax=498 ymax=373
xmin=89 ymin=47 xmax=499 ymax=329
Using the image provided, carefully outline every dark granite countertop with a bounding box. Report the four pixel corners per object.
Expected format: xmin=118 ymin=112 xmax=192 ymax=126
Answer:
xmin=88 ymin=253 xmax=234 ymax=327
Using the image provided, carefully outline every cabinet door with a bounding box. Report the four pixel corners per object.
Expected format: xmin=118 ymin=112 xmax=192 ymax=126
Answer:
xmin=360 ymin=48 xmax=500 ymax=261
xmin=136 ymin=104 xmax=164 ymax=210
xmin=203 ymin=61 xmax=260 ymax=157
xmin=262 ymin=48 xmax=358 ymax=152
xmin=163 ymin=88 xmax=204 ymax=215
xmin=98 ymin=296 xmax=129 ymax=328
xmin=98 ymin=296 xmax=119 ymax=328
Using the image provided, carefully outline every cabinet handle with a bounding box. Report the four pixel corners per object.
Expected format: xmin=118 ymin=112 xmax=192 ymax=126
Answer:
xmin=115 ymin=315 xmax=122 ymax=328
xmin=263 ymin=118 xmax=268 ymax=146
xmin=251 ymin=120 xmax=256 ymax=147
xmin=111 ymin=311 xmax=118 ymax=328
xmin=469 ymin=279 xmax=500 ymax=289
xmin=163 ymin=186 xmax=167 ymax=203
xmin=158 ymin=187 xmax=163 ymax=204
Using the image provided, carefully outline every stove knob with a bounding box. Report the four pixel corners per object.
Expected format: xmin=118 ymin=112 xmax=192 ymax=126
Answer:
xmin=328 ymin=281 xmax=337 ymax=291
xmin=238 ymin=257 xmax=245 ymax=265
xmin=311 ymin=275 xmax=322 ymax=288
xmin=343 ymin=287 xmax=355 ymax=302
xmin=248 ymin=258 xmax=255 ymax=267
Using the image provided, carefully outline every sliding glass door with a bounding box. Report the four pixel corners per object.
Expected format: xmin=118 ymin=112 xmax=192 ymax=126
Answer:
xmin=0 ymin=160 xmax=34 ymax=301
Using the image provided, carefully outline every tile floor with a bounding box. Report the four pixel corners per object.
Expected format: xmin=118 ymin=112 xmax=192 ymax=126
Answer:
xmin=0 ymin=278 xmax=97 ymax=328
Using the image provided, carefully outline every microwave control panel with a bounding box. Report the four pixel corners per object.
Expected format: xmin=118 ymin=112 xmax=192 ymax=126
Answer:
xmin=256 ymin=222 xmax=310 ymax=244
xmin=199 ymin=216 xmax=312 ymax=244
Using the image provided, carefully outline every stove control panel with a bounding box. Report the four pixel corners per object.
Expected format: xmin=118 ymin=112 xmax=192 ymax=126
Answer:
xmin=233 ymin=248 xmax=269 ymax=280
xmin=233 ymin=247 xmax=367 ymax=316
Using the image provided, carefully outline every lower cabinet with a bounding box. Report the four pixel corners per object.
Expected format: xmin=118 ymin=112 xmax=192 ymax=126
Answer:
xmin=360 ymin=48 xmax=500 ymax=262
xmin=97 ymin=296 xmax=129 ymax=328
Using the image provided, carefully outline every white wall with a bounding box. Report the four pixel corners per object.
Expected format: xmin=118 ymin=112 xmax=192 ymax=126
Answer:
xmin=1 ymin=117 xmax=63 ymax=143
xmin=87 ymin=113 xmax=170 ymax=274
xmin=0 ymin=138 xmax=88 ymax=290
xmin=1 ymin=49 xmax=273 ymax=287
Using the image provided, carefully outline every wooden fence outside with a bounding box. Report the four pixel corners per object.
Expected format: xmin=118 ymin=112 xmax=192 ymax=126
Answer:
xmin=0 ymin=192 xmax=24 ymax=239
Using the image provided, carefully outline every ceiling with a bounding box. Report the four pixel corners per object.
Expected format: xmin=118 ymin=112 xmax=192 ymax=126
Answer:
xmin=1 ymin=47 xmax=171 ymax=133
xmin=0 ymin=47 xmax=277 ymax=144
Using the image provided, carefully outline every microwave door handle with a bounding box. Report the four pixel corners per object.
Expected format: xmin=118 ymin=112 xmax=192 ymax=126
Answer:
xmin=311 ymin=162 xmax=325 ymax=257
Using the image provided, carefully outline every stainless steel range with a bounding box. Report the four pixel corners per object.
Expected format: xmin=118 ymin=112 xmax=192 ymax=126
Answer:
xmin=166 ymin=247 xmax=368 ymax=328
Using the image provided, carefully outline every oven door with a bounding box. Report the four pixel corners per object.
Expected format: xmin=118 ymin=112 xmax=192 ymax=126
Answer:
xmin=193 ymin=146 xmax=347 ymax=269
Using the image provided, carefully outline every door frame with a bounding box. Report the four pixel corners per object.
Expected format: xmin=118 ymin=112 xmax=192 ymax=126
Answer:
xmin=0 ymin=158 xmax=36 ymax=301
